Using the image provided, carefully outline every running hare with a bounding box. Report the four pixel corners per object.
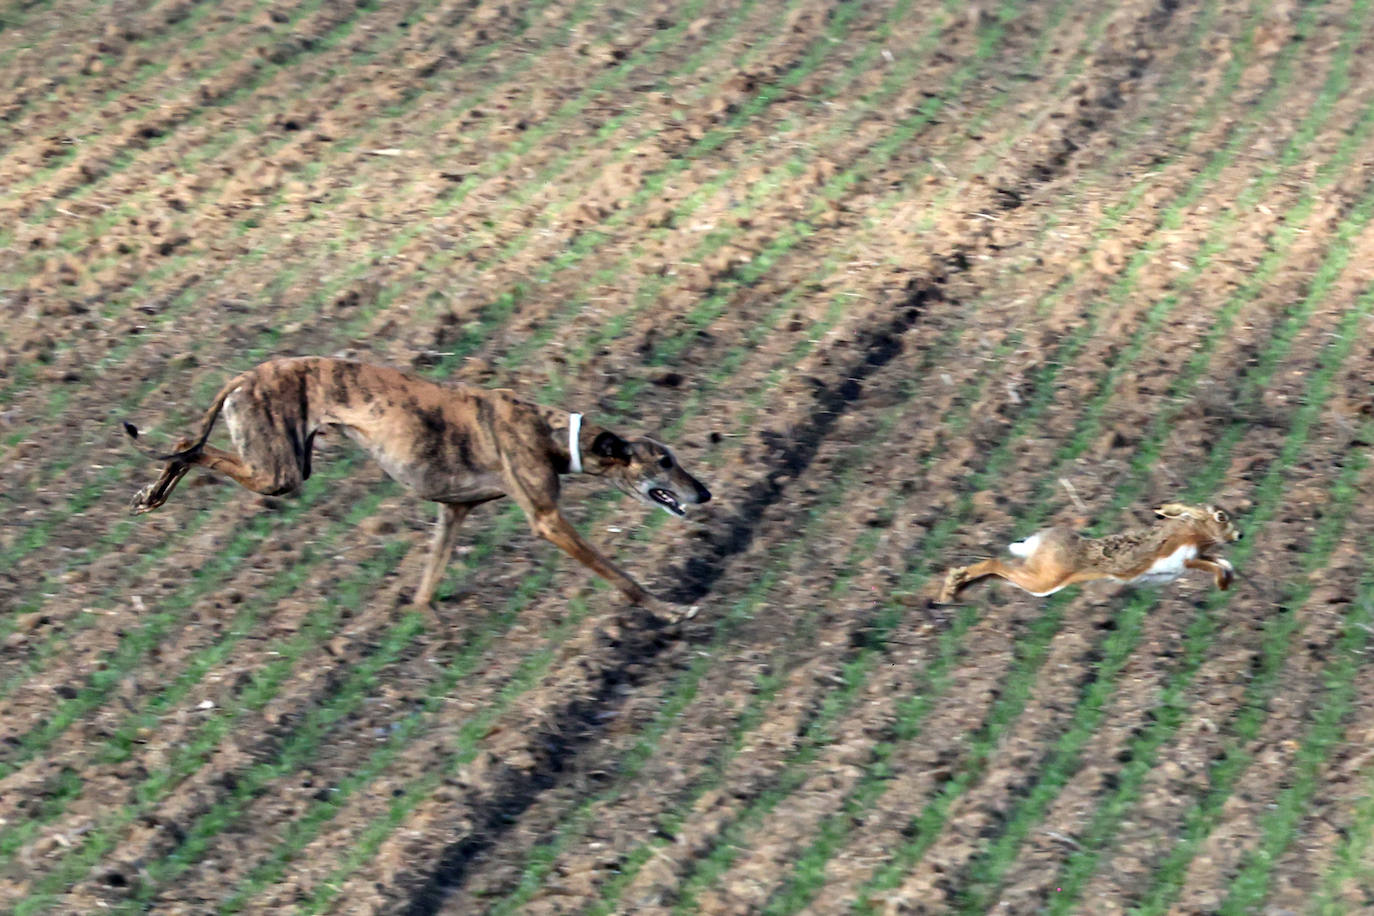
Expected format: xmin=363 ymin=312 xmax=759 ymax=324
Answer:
xmin=939 ymin=503 xmax=1241 ymax=602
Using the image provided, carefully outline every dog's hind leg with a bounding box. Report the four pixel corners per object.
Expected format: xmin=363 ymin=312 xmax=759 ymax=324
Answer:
xmin=193 ymin=444 xmax=302 ymax=494
xmin=131 ymin=442 xmax=303 ymax=514
xmin=130 ymin=438 xmax=197 ymax=513
xmin=413 ymin=502 xmax=473 ymax=610
xmin=131 ymin=384 xmax=309 ymax=513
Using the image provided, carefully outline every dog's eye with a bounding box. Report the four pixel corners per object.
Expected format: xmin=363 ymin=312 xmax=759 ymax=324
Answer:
xmin=659 ymin=456 xmax=673 ymax=470
xmin=1214 ymin=510 xmax=1227 ymax=522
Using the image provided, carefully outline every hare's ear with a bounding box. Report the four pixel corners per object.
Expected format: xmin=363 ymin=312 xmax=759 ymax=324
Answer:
xmin=1154 ymin=503 xmax=1189 ymax=519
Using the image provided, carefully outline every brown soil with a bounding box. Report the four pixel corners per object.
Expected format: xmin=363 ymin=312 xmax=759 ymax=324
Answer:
xmin=3 ymin=0 xmax=1374 ymax=913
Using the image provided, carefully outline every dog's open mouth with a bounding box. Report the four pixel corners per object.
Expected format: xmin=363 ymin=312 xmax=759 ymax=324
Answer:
xmin=649 ymin=487 xmax=686 ymax=517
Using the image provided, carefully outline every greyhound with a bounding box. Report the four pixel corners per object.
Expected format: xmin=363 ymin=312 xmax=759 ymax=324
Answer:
xmin=124 ymin=356 xmax=711 ymax=616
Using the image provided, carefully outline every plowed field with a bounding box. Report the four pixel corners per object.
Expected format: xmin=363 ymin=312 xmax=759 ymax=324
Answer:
xmin=4 ymin=0 xmax=1374 ymax=913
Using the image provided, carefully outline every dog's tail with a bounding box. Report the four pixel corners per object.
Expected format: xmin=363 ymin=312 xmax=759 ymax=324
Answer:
xmin=123 ymin=372 xmax=247 ymax=462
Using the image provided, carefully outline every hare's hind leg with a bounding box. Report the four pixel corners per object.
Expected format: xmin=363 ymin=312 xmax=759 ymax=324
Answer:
xmin=941 ymin=558 xmax=1073 ymax=601
xmin=941 ymin=558 xmax=1025 ymax=601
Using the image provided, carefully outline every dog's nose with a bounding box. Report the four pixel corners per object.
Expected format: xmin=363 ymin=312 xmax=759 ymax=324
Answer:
xmin=696 ymin=482 xmax=712 ymax=504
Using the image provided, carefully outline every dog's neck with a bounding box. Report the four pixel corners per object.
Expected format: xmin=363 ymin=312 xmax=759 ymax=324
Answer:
xmin=548 ymin=412 xmax=611 ymax=477
xmin=567 ymin=412 xmax=584 ymax=473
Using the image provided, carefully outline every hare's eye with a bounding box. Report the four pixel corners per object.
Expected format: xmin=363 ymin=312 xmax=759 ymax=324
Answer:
xmin=659 ymin=456 xmax=673 ymax=470
xmin=1214 ymin=510 xmax=1227 ymax=521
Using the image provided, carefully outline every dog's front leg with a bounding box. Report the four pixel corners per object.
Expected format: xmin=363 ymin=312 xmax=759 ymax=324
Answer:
xmin=499 ymin=448 xmax=667 ymax=619
xmin=413 ymin=502 xmax=473 ymax=611
xmin=530 ymin=508 xmax=656 ymax=607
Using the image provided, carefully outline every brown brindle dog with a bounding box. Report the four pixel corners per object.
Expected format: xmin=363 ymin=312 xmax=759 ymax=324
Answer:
xmin=125 ymin=356 xmax=711 ymax=616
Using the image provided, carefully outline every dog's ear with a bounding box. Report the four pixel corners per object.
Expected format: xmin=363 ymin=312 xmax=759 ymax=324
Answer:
xmin=592 ymin=431 xmax=633 ymax=462
xmin=1154 ymin=503 xmax=1189 ymax=519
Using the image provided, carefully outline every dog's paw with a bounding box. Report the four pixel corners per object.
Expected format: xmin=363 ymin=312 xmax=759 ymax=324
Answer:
xmin=129 ymin=486 xmax=156 ymax=515
xmin=617 ymin=598 xmax=688 ymax=636
xmin=652 ymin=603 xmax=698 ymax=635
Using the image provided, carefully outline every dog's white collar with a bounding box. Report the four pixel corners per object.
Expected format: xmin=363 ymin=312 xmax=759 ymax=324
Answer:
xmin=568 ymin=412 xmax=584 ymax=474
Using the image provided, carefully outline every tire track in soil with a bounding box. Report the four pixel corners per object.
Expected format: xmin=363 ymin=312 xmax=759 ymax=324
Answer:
xmin=477 ymin=390 xmax=950 ymax=915
xmin=457 ymin=12 xmax=1158 ymax=894
xmin=511 ymin=10 xmax=1280 ymax=911
xmin=467 ymin=0 xmax=1242 ymax=895
xmin=390 ymin=292 xmax=936 ymax=916
xmin=469 ymin=109 xmax=1071 ymax=916
xmin=471 ymin=354 xmax=957 ymax=913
